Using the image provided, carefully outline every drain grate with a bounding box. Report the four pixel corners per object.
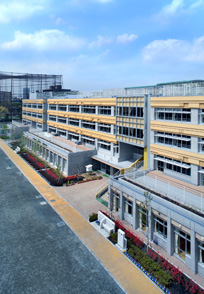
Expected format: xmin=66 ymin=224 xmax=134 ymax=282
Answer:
xmin=57 ymin=221 xmax=65 ymax=227
xmin=40 ymin=201 xmax=47 ymax=205
xmin=35 ymin=195 xmax=42 ymax=199
xmin=50 ymin=199 xmax=56 ymax=202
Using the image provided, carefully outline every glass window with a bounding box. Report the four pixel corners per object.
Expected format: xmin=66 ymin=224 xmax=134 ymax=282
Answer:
xmin=58 ymin=105 xmax=67 ymax=111
xmin=156 ymin=108 xmax=191 ymax=122
xmin=124 ymin=196 xmax=133 ymax=215
xmin=174 ymin=228 xmax=191 ymax=260
xmin=113 ymin=192 xmax=120 ymax=212
xmin=138 ymin=206 xmax=148 ymax=232
xmin=198 ymin=242 xmax=204 ymax=263
xmin=154 ymin=216 xmax=167 ymax=238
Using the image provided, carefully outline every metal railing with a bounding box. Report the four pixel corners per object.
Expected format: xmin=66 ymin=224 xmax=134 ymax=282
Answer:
xmin=124 ymin=171 xmax=204 ymax=213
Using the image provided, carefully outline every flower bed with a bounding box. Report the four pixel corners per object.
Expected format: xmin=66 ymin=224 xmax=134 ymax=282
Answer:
xmin=21 ymin=152 xmax=45 ymax=170
xmin=115 ymin=220 xmax=144 ymax=249
xmin=39 ymin=169 xmax=63 ymax=186
xmin=20 ymin=151 xmax=64 ymax=185
xmin=99 ymin=211 xmax=204 ymax=294
xmin=148 ymin=249 xmax=204 ymax=294
xmin=128 ymin=245 xmax=172 ymax=288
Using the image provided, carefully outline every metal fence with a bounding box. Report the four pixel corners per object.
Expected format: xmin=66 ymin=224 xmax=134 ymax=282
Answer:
xmin=124 ymin=170 xmax=204 ymax=213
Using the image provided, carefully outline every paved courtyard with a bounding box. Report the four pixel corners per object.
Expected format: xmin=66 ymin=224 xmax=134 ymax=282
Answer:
xmin=55 ymin=174 xmax=109 ymax=220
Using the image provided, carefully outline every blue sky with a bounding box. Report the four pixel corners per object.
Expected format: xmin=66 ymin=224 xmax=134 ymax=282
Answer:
xmin=1 ymin=0 xmax=204 ymax=91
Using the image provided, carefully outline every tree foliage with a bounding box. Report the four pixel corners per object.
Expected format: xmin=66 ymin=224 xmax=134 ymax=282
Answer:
xmin=0 ymin=106 xmax=9 ymax=120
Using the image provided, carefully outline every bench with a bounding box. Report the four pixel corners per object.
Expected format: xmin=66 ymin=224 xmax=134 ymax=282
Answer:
xmin=98 ymin=211 xmax=115 ymax=234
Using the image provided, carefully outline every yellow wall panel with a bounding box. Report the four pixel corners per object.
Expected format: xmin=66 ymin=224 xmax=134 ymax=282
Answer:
xmin=47 ymin=110 xmax=116 ymax=124
xmin=151 ymin=96 xmax=204 ymax=109
xmin=48 ymin=98 xmax=116 ymax=106
xmin=22 ymin=99 xmax=46 ymax=104
xmin=151 ymin=121 xmax=204 ymax=138
xmin=151 ymin=144 xmax=204 ymax=167
xmin=22 ymin=115 xmax=45 ymax=123
xmin=47 ymin=121 xmax=117 ymax=143
xmin=22 ymin=107 xmax=45 ymax=114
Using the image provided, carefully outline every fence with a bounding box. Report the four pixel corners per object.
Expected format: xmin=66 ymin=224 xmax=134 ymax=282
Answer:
xmin=124 ymin=170 xmax=204 ymax=213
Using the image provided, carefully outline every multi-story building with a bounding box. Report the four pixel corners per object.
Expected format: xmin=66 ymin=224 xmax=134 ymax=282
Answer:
xmin=21 ymin=80 xmax=204 ymax=278
xmin=22 ymin=98 xmax=47 ymax=131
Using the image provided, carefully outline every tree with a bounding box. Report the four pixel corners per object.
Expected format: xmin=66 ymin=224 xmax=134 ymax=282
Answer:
xmin=2 ymin=124 xmax=8 ymax=135
xmin=0 ymin=106 xmax=9 ymax=121
xmin=143 ymin=191 xmax=153 ymax=252
xmin=56 ymin=164 xmax=63 ymax=184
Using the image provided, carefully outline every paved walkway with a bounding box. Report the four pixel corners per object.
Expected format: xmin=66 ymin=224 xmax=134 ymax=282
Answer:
xmin=0 ymin=139 xmax=160 ymax=294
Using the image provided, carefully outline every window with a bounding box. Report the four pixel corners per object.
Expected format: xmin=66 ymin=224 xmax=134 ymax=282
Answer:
xmin=118 ymin=126 xmax=143 ymax=139
xmin=81 ymin=106 xmax=95 ymax=114
xmin=155 ymin=156 xmax=191 ymax=176
xmin=82 ymin=121 xmax=95 ymax=130
xmin=69 ymin=119 xmax=79 ymax=126
xmin=155 ymin=108 xmax=191 ymax=122
xmin=49 ymin=104 xmax=56 ymax=110
xmin=62 ymin=158 xmax=67 ymax=173
xmin=124 ymin=195 xmax=133 ymax=215
xmin=113 ymin=191 xmax=120 ymax=212
xmin=129 ymin=107 xmax=136 ymax=117
xmin=198 ymin=138 xmax=204 ymax=153
xmin=154 ymin=216 xmax=167 ymax=238
xmin=199 ymin=110 xmax=204 ymax=124
xmin=198 ymin=242 xmax=204 ymax=263
xmin=48 ymin=116 xmax=56 ymax=122
xmin=137 ymin=107 xmax=143 ymax=118
xmin=98 ymin=106 xmax=111 ymax=115
xmin=98 ymin=140 xmax=111 ymax=150
xmin=82 ymin=137 xmax=95 ymax=145
xmin=136 ymin=129 xmax=143 ymax=139
xmin=174 ymin=228 xmax=191 ymax=260
xmin=58 ymin=105 xmax=67 ymax=111
xmin=98 ymin=123 xmax=111 ymax=133
xmin=138 ymin=206 xmax=148 ymax=232
xmin=69 ymin=105 xmax=79 ymax=112
xmin=58 ymin=117 xmax=66 ymax=124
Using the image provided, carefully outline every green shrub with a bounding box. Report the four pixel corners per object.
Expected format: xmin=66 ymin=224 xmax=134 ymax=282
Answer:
xmin=110 ymin=232 xmax=118 ymax=244
xmin=128 ymin=246 xmax=172 ymax=288
xmin=89 ymin=213 xmax=98 ymax=222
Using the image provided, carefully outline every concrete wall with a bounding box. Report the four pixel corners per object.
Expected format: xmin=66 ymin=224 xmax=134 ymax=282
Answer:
xmin=67 ymin=149 xmax=97 ymax=176
xmin=109 ymin=176 xmax=204 ymax=276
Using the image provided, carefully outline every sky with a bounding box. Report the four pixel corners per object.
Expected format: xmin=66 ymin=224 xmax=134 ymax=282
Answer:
xmin=1 ymin=0 xmax=204 ymax=91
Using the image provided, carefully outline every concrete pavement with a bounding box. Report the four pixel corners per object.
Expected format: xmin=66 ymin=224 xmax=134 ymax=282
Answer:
xmin=0 ymin=139 xmax=161 ymax=294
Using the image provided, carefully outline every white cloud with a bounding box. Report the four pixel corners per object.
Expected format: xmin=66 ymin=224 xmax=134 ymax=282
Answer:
xmin=1 ymin=29 xmax=85 ymax=51
xmin=93 ymin=0 xmax=113 ymax=2
xmin=162 ymin=0 xmax=184 ymax=15
xmin=116 ymin=34 xmax=138 ymax=44
xmin=189 ymin=0 xmax=204 ymax=9
xmin=70 ymin=0 xmax=113 ymax=4
xmin=143 ymin=36 xmax=204 ymax=63
xmin=0 ymin=0 xmax=47 ymax=23
xmin=89 ymin=33 xmax=137 ymax=48
xmin=89 ymin=35 xmax=113 ymax=48
xmin=157 ymin=0 xmax=204 ymax=17
xmin=55 ymin=17 xmax=64 ymax=25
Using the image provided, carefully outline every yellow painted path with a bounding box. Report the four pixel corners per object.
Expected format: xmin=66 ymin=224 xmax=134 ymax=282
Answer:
xmin=0 ymin=140 xmax=161 ymax=294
